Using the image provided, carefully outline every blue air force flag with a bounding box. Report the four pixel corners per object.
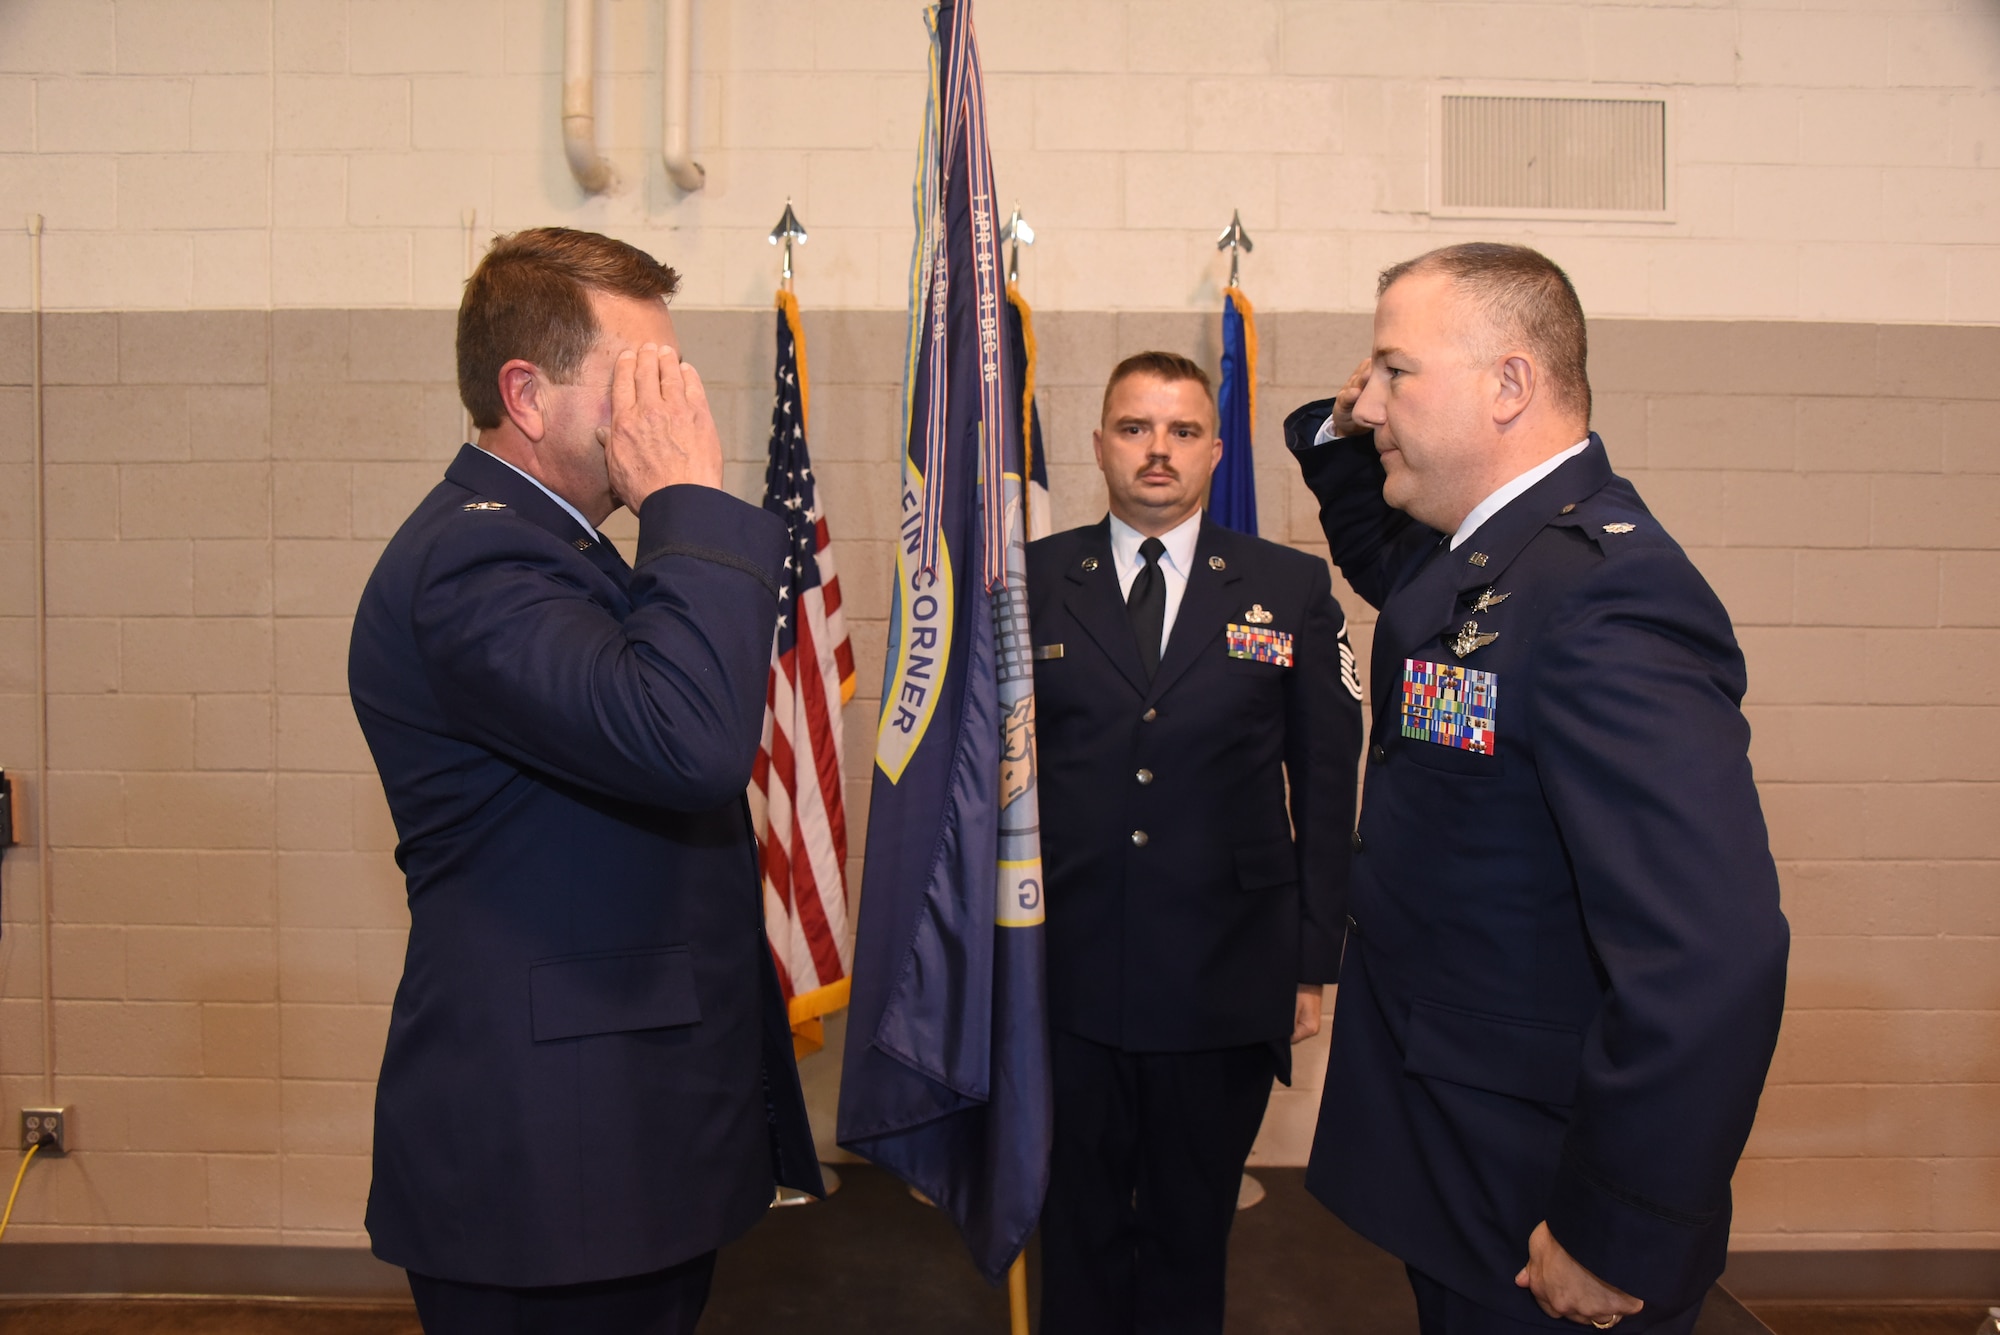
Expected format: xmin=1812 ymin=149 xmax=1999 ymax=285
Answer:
xmin=835 ymin=0 xmax=1052 ymax=1288
xmin=1212 ymin=286 xmax=1259 ymax=534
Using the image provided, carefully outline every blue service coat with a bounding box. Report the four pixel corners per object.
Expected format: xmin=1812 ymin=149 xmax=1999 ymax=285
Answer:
xmin=348 ymin=445 xmax=821 ymax=1288
xmin=1026 ymin=517 xmax=1362 ymax=1065
xmin=1284 ymin=407 xmax=1788 ymax=1325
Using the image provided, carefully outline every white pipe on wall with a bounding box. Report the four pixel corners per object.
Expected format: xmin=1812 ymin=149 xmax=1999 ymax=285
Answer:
xmin=662 ymin=0 xmax=706 ymax=191
xmin=562 ymin=0 xmax=617 ymax=195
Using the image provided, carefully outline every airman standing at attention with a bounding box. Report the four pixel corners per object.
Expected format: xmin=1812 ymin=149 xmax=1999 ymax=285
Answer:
xmin=1029 ymin=351 xmax=1364 ymax=1335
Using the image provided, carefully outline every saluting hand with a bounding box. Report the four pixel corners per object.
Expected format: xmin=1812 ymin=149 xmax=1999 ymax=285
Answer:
xmin=599 ymin=341 xmax=724 ymax=510
xmin=1329 ymin=356 xmax=1372 ymax=439
xmin=1515 ymin=1222 xmax=1645 ymax=1328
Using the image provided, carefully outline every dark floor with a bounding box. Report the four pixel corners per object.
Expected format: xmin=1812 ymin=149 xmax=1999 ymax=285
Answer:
xmin=0 ymin=1168 xmax=1972 ymax=1334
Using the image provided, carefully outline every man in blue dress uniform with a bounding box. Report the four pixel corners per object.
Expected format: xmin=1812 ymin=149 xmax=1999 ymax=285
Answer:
xmin=348 ymin=228 xmax=820 ymax=1334
xmin=1285 ymin=244 xmax=1788 ymax=1335
xmin=1029 ymin=353 xmax=1363 ymax=1334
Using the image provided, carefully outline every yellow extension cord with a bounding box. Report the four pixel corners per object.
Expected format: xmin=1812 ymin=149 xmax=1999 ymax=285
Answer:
xmin=0 ymin=1144 xmax=40 ymax=1242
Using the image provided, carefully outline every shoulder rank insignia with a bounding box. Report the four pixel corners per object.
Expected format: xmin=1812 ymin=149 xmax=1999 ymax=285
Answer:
xmin=1449 ymin=620 xmax=1499 ymax=659
xmin=1602 ymin=522 xmax=1636 ymax=534
xmin=1242 ymin=603 xmax=1274 ymax=625
xmin=1466 ymin=587 xmax=1510 ymax=614
xmin=463 ymin=500 xmax=507 ymax=511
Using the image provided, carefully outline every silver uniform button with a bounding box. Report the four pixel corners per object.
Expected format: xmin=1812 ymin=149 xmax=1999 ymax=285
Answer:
xmin=1131 ymin=830 xmax=1149 ymax=847
xmin=1141 ymin=707 xmax=1158 ymax=722
xmin=1135 ymin=768 xmax=1153 ymax=785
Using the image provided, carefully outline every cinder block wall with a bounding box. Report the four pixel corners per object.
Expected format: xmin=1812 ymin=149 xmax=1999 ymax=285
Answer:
xmin=1 ymin=0 xmax=1997 ymax=1271
xmin=0 ymin=306 xmax=1993 ymax=1254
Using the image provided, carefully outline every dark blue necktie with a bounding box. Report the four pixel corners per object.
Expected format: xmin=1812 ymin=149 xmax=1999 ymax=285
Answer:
xmin=1127 ymin=536 xmax=1166 ymax=679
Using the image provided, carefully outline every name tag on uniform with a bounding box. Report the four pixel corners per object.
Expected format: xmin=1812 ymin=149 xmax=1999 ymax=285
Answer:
xmin=1226 ymin=624 xmax=1293 ymax=667
xmin=1402 ymin=659 xmax=1498 ymax=755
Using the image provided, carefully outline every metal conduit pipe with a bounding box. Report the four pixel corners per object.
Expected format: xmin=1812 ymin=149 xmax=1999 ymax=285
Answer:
xmin=26 ymin=213 xmax=55 ymax=1103
xmin=661 ymin=0 xmax=706 ymax=191
xmin=562 ymin=0 xmax=617 ymax=194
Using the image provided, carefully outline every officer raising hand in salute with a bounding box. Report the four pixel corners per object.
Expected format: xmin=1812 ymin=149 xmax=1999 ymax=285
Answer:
xmin=1028 ymin=352 xmax=1363 ymax=1335
xmin=1287 ymin=244 xmax=1788 ymax=1335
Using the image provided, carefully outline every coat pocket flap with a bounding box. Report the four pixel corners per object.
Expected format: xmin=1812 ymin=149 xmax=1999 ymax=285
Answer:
xmin=1404 ymin=998 xmax=1581 ymax=1106
xmin=1232 ymin=840 xmax=1298 ymax=891
xmin=530 ymin=946 xmax=701 ymax=1042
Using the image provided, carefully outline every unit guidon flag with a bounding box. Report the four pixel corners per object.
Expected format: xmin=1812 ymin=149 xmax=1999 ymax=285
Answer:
xmin=836 ymin=0 xmax=1052 ymax=1289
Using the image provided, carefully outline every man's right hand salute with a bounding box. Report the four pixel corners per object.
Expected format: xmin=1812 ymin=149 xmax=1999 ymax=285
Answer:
xmin=600 ymin=340 xmax=725 ymax=506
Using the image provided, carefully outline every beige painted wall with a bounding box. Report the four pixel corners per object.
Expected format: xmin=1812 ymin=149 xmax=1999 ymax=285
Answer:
xmin=1 ymin=0 xmax=1998 ymax=318
xmin=0 ymin=0 xmax=1993 ymax=1268
xmin=0 ymin=305 xmax=1994 ymax=1254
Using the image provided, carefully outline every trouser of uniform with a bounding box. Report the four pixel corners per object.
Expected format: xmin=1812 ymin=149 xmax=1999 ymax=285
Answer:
xmin=1407 ymin=1266 xmax=1706 ymax=1335
xmin=1038 ymin=1029 xmax=1276 ymax=1335
xmin=407 ymin=1250 xmax=716 ymax=1335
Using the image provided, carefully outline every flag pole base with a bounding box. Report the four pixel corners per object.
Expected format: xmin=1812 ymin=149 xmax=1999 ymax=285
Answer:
xmin=771 ymin=1165 xmax=842 ymax=1208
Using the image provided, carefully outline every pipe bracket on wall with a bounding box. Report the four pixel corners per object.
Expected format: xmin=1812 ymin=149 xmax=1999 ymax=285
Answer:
xmin=662 ymin=0 xmax=706 ymax=191
xmin=562 ymin=0 xmax=617 ymax=195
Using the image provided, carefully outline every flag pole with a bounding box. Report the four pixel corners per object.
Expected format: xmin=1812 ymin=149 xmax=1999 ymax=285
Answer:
xmin=759 ymin=197 xmax=851 ymax=1208
xmin=769 ymin=198 xmax=807 ymax=292
xmin=1007 ymin=1253 xmax=1029 ymax=1335
xmin=1216 ymin=207 xmax=1253 ymax=289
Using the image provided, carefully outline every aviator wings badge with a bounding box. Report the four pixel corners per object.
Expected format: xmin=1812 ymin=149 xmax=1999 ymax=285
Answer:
xmin=1467 ymin=586 xmax=1510 ymax=615
xmin=1449 ymin=620 xmax=1500 ymax=659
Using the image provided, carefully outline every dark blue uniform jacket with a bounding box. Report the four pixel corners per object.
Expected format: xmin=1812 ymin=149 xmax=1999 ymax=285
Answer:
xmin=1027 ymin=517 xmax=1362 ymax=1069
xmin=348 ymin=445 xmax=821 ymax=1288
xmin=1285 ymin=407 xmax=1788 ymax=1325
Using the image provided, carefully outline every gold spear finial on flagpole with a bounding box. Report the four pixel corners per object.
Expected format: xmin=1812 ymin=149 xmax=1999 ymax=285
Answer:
xmin=1217 ymin=208 xmax=1254 ymax=290
xmin=769 ymin=198 xmax=808 ymax=291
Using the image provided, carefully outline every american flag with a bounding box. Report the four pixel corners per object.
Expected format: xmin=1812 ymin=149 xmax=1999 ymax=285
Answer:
xmin=751 ymin=288 xmax=857 ymax=1058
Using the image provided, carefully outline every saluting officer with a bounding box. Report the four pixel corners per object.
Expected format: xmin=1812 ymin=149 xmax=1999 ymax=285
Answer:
xmin=1028 ymin=351 xmax=1364 ymax=1335
xmin=1286 ymin=244 xmax=1789 ymax=1335
xmin=348 ymin=228 xmax=819 ymax=1334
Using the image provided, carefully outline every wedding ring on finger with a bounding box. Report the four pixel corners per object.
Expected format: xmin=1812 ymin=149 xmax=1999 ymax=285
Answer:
xmin=1590 ymin=1317 xmax=1621 ymax=1329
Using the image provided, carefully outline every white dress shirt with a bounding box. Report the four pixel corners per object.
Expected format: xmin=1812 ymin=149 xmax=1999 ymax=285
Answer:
xmin=1449 ymin=439 xmax=1589 ymax=550
xmin=1109 ymin=507 xmax=1203 ymax=659
xmin=1310 ymin=419 xmax=1590 ymax=550
xmin=475 ymin=445 xmax=598 ymax=542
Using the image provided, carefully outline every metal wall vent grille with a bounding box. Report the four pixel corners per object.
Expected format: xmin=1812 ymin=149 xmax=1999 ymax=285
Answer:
xmin=1440 ymin=95 xmax=1666 ymax=213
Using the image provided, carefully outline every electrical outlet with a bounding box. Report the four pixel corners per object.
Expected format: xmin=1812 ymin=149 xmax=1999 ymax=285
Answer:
xmin=21 ymin=1107 xmax=68 ymax=1155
